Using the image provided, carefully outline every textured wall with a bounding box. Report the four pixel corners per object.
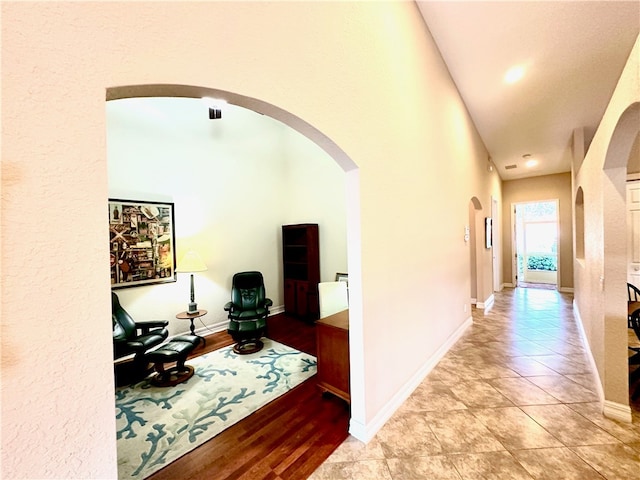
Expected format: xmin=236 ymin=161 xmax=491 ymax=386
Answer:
xmin=1 ymin=2 xmax=498 ymax=477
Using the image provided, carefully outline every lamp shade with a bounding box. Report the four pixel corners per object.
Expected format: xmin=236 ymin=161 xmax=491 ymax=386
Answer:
xmin=176 ymin=250 xmax=208 ymax=273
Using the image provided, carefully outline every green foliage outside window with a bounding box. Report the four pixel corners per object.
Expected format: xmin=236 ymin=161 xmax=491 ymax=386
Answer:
xmin=526 ymin=255 xmax=557 ymax=271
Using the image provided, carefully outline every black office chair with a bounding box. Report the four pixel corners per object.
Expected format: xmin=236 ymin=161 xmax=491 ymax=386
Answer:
xmin=225 ymin=271 xmax=272 ymax=354
xmin=112 ymin=291 xmax=169 ymax=366
xmin=628 ymin=283 xmax=640 ymax=328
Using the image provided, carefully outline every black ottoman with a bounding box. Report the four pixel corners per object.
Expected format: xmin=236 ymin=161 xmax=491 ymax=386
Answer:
xmin=146 ymin=335 xmax=201 ymax=387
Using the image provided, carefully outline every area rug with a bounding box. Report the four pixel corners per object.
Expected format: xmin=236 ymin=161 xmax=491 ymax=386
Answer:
xmin=115 ymin=339 xmax=317 ymax=479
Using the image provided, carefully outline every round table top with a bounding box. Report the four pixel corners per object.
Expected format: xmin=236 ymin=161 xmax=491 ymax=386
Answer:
xmin=176 ymin=309 xmax=208 ymax=319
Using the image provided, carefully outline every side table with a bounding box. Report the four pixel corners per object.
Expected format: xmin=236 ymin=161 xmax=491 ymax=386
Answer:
xmin=176 ymin=309 xmax=208 ymax=347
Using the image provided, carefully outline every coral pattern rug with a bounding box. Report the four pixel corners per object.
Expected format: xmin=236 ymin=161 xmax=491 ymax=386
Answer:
xmin=115 ymin=339 xmax=317 ymax=479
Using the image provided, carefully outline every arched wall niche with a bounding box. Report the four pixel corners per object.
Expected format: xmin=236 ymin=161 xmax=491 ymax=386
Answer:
xmin=469 ymin=196 xmax=483 ymax=304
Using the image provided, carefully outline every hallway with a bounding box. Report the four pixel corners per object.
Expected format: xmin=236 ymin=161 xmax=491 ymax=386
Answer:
xmin=311 ymin=288 xmax=640 ymax=479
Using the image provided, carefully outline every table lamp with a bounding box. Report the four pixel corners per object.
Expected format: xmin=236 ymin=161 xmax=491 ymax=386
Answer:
xmin=176 ymin=249 xmax=208 ymax=314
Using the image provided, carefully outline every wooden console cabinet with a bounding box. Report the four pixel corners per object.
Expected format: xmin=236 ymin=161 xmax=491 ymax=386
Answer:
xmin=316 ymin=309 xmax=350 ymax=403
xmin=282 ymin=224 xmax=319 ymax=319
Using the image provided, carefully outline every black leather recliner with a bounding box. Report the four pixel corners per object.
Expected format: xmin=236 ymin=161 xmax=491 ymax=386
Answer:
xmin=112 ymin=291 xmax=169 ymax=364
xmin=225 ymin=271 xmax=272 ymax=354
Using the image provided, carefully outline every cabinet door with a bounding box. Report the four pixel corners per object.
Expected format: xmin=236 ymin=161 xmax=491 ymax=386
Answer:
xmin=316 ymin=322 xmax=350 ymax=402
xmin=296 ymin=281 xmax=309 ymax=316
xmin=284 ymin=279 xmax=296 ymax=314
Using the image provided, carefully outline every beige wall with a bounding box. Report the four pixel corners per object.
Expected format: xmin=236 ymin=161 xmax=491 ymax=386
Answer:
xmin=501 ymin=173 xmax=574 ymax=290
xmin=1 ymin=2 xmax=499 ymax=477
xmin=573 ymin=34 xmax=640 ymax=412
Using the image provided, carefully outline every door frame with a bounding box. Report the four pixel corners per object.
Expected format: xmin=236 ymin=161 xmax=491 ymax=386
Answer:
xmin=492 ymin=196 xmax=500 ymax=292
xmin=511 ymin=199 xmax=560 ymax=287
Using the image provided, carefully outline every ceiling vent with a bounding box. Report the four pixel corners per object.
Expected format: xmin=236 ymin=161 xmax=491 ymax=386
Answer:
xmin=505 ymin=164 xmax=518 ymax=170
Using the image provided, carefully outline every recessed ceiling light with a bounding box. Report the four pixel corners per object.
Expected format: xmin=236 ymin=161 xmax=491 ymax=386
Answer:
xmin=525 ymin=159 xmax=538 ymax=168
xmin=201 ymin=97 xmax=227 ymax=108
xmin=504 ymin=66 xmax=525 ymax=84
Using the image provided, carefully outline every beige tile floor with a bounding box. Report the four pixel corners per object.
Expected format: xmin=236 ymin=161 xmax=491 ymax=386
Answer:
xmin=310 ymin=287 xmax=640 ymax=480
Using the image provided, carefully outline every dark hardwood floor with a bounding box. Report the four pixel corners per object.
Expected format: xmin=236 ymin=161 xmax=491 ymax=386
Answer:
xmin=146 ymin=313 xmax=350 ymax=480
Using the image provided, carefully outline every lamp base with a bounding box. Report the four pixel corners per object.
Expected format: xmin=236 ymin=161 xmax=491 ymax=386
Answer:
xmin=187 ymin=302 xmax=198 ymax=314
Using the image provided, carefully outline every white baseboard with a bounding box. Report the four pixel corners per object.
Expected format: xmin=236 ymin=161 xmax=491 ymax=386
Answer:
xmin=573 ymin=300 xmax=604 ymax=404
xmin=573 ymin=300 xmax=632 ymax=422
xmin=476 ymin=294 xmax=495 ymax=310
xmin=348 ymin=315 xmax=473 ymax=442
xmin=192 ymin=322 xmax=227 ymax=337
xmin=559 ymin=287 xmax=575 ymax=293
xmin=604 ymin=400 xmax=633 ymax=423
xmin=185 ymin=304 xmax=285 ymax=338
xmin=471 ymin=297 xmax=477 ymax=305
xmin=503 ymin=283 xmax=515 ymax=288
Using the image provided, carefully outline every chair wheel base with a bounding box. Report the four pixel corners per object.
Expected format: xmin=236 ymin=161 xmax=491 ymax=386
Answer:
xmin=151 ymin=365 xmax=194 ymax=387
xmin=233 ymin=339 xmax=264 ymax=355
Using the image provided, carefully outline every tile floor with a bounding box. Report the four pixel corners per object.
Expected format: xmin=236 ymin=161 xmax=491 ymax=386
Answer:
xmin=310 ymin=287 xmax=640 ymax=480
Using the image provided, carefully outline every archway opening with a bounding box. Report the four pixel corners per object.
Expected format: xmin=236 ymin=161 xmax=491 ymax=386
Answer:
xmin=602 ymin=102 xmax=640 ymax=410
xmin=105 ymin=85 xmax=365 ymax=469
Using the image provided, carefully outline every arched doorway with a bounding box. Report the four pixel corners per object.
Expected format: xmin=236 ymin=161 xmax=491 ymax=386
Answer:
xmin=602 ymin=102 xmax=640 ymax=409
xmin=106 ymin=84 xmax=366 ymax=439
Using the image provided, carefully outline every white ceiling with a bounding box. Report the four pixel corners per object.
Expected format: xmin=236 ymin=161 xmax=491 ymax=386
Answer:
xmin=416 ymin=1 xmax=639 ymax=181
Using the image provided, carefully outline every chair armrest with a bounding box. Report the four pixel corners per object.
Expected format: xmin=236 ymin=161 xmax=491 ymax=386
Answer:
xmin=264 ymin=298 xmax=273 ymax=307
xmin=135 ymin=320 xmax=169 ymax=334
xmin=135 ymin=320 xmax=169 ymax=328
xmin=224 ymin=302 xmax=234 ymax=312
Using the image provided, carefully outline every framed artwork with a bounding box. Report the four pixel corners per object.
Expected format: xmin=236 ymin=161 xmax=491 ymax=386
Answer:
xmin=109 ymin=199 xmax=176 ymax=288
xmin=485 ymin=217 xmax=493 ymax=249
